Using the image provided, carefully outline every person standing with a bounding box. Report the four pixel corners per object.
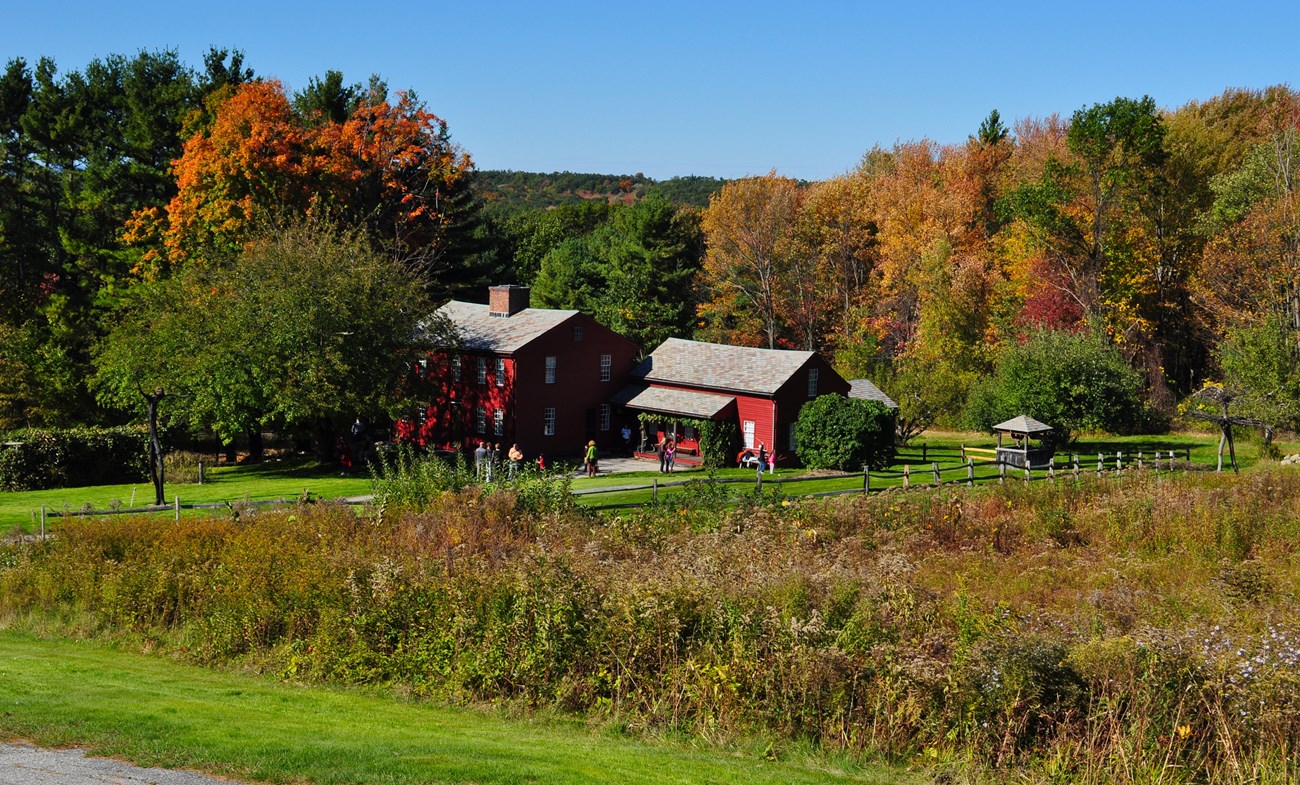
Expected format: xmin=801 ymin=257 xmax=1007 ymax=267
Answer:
xmin=620 ymin=424 xmax=633 ymax=456
xmin=585 ymin=440 xmax=599 ymax=477
xmin=768 ymin=449 xmax=776 ymax=475
xmin=656 ymin=434 xmax=667 ymax=473
xmin=350 ymin=417 xmax=367 ymax=464
xmin=665 ymin=438 xmax=676 ymax=473
xmin=757 ymin=443 xmax=767 ymax=479
xmin=508 ymin=443 xmax=523 ymax=479
xmin=474 ymin=440 xmax=488 ymax=480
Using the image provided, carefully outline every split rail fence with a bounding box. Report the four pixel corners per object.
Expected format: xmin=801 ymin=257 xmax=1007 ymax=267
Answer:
xmin=574 ymin=447 xmax=1194 ymax=512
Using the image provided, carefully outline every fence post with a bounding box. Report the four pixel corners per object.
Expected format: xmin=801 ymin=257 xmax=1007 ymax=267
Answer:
xmin=863 ymin=467 xmax=870 ymax=494
xmin=1097 ymin=453 xmax=1104 ymax=474
xmin=40 ymin=505 xmax=46 ymax=541
xmin=1137 ymin=451 xmax=1143 ymax=471
xmin=1116 ymin=451 xmax=1123 ymax=474
xmin=1186 ymin=448 xmax=1192 ymax=465
xmin=1169 ymin=450 xmax=1175 ymax=471
xmin=903 ymin=464 xmax=910 ymax=489
xmin=1048 ymin=457 xmax=1056 ymax=481
xmin=199 ymin=460 xmax=205 ymax=485
xmin=756 ymin=470 xmax=762 ymax=491
xmin=1072 ymin=454 xmax=1080 ymax=481
xmin=932 ymin=461 xmax=940 ymax=486
xmin=652 ymin=477 xmax=658 ymax=502
xmin=1024 ymin=464 xmax=1031 ymax=482
xmin=998 ymin=461 xmax=1005 ymax=484
xmin=174 ymin=495 xmax=180 ymax=521
xmin=922 ymin=444 xmax=928 ymax=463
xmin=966 ymin=459 xmax=974 ymax=487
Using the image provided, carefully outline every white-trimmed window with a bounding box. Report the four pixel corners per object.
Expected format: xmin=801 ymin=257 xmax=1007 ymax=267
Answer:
xmin=600 ymin=404 xmax=611 ymax=431
xmin=477 ymin=356 xmax=487 ymax=385
xmin=600 ymin=353 xmax=612 ymax=382
xmin=543 ymin=407 xmax=556 ymax=436
xmin=743 ymin=420 xmax=755 ymax=449
xmin=452 ymin=356 xmax=461 ymax=382
xmin=545 ymin=356 xmax=556 ymax=384
xmin=808 ymin=368 xmax=819 ymax=398
xmin=495 ymin=357 xmax=506 ymax=387
xmin=789 ymin=422 xmax=799 ymax=450
xmin=494 ymin=408 xmax=504 ymax=436
xmin=476 ymin=406 xmax=487 ymax=434
xmin=573 ymin=325 xmax=584 ymax=342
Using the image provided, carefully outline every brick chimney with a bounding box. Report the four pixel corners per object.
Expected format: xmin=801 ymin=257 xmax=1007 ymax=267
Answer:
xmin=488 ymin=285 xmax=531 ymax=317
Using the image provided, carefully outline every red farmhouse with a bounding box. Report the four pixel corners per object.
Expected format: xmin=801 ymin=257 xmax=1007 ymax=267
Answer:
xmin=409 ymin=286 xmax=639 ymax=460
xmin=612 ymin=338 xmax=850 ymax=467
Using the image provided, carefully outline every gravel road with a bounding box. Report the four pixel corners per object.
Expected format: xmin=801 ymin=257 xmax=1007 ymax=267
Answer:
xmin=0 ymin=742 xmax=250 ymax=785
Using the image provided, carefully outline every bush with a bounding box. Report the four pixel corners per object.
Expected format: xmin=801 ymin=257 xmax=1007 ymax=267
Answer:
xmin=0 ymin=426 xmax=152 ymax=491
xmin=794 ymin=394 xmax=895 ymax=471
xmin=965 ymin=329 xmax=1146 ymax=444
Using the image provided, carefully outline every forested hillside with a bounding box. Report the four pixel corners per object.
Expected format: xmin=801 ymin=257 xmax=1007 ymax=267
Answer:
xmin=1 ymin=45 xmax=1297 ymax=457
xmin=476 ymin=170 xmax=728 ymax=210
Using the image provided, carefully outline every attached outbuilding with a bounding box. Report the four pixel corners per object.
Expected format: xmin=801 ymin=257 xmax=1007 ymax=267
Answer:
xmin=612 ymin=338 xmax=851 ymax=467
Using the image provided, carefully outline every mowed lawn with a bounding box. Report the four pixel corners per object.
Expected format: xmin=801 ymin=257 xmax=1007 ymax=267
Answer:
xmin=0 ymin=630 xmax=905 ymax=785
xmin=0 ymin=459 xmax=373 ymax=533
xmin=4 ymin=429 xmax=1294 ymax=531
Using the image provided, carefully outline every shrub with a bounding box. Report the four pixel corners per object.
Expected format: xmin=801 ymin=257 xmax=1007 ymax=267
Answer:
xmin=0 ymin=426 xmax=152 ymax=491
xmin=794 ymin=394 xmax=894 ymax=471
xmin=965 ymin=329 xmax=1146 ymax=444
xmin=369 ymin=445 xmax=475 ymax=513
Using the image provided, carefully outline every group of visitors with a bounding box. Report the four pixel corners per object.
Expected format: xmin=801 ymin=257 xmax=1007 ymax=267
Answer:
xmin=655 ymin=436 xmax=678 ymax=473
xmin=475 ymin=441 xmax=533 ymax=481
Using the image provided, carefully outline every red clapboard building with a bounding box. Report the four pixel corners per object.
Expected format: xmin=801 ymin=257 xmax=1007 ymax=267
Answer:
xmin=611 ymin=338 xmax=850 ymax=467
xmin=407 ymin=286 xmax=639 ymax=460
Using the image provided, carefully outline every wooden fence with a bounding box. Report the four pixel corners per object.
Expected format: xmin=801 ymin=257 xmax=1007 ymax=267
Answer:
xmin=575 ymin=448 xmax=1195 ymax=512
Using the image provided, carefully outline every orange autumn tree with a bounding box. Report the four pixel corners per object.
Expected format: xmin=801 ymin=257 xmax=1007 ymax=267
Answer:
xmin=137 ymin=80 xmax=330 ymax=268
xmin=320 ymin=91 xmax=478 ymax=288
xmin=129 ymin=80 xmax=480 ymax=296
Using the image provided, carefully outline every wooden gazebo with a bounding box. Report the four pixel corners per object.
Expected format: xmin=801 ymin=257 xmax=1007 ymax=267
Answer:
xmin=993 ymin=415 xmax=1056 ymax=469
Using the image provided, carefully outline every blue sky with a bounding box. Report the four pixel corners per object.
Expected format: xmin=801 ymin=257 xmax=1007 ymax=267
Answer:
xmin=4 ymin=1 xmax=1297 ymax=180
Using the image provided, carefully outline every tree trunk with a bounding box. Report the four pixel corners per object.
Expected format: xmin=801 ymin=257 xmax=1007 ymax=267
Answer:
xmin=143 ymin=389 xmax=166 ymax=506
xmin=315 ymin=416 xmax=336 ymax=463
xmin=246 ymin=430 xmax=264 ymax=463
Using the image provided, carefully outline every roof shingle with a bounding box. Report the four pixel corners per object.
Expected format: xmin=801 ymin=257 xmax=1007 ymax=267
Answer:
xmin=435 ymin=301 xmax=579 ymax=354
xmin=630 ymin=338 xmax=815 ymax=396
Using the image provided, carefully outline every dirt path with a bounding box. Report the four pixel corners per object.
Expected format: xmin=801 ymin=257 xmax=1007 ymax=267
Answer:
xmin=0 ymin=742 xmax=250 ymax=785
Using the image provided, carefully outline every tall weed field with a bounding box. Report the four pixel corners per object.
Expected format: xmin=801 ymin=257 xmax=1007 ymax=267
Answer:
xmin=3 ymin=469 xmax=1299 ymax=783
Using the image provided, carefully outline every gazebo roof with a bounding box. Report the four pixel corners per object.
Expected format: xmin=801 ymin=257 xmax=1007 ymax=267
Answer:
xmin=992 ymin=415 xmax=1054 ymax=435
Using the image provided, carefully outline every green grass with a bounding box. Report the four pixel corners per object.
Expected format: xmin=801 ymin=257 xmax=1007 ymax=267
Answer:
xmin=0 ymin=459 xmax=373 ymax=534
xmin=7 ymin=429 xmax=1295 ymax=531
xmin=0 ymin=629 xmax=905 ymax=785
xmin=572 ymin=429 xmax=1300 ymax=509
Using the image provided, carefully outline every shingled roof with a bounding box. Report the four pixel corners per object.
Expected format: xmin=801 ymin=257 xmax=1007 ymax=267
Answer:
xmin=435 ymin=301 xmax=579 ymax=354
xmin=629 ymin=338 xmax=816 ymax=396
xmin=848 ymin=379 xmax=898 ymax=409
xmin=609 ymin=383 xmax=736 ymax=419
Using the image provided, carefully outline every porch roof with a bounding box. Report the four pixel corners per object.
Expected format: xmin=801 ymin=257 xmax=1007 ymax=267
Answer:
xmin=610 ymin=383 xmax=736 ymax=419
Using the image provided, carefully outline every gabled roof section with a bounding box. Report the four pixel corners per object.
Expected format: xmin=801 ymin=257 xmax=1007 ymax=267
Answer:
xmin=630 ymin=338 xmax=817 ymax=396
xmin=848 ymin=379 xmax=898 ymax=409
xmin=436 ymin=300 xmax=580 ymax=354
xmin=610 ymin=383 xmax=736 ymax=419
xmin=992 ymin=415 xmax=1054 ymax=435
